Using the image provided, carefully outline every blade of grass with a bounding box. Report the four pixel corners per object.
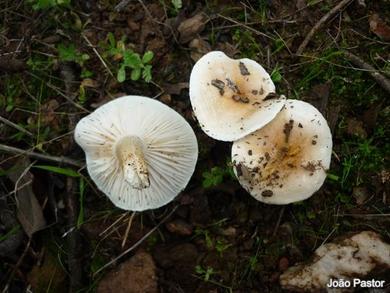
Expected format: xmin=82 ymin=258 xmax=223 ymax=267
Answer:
xmin=34 ymin=165 xmax=80 ymax=177
xmin=77 ymin=177 xmax=85 ymax=229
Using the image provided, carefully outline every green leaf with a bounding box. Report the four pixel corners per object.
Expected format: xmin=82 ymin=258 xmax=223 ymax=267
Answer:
xmin=108 ymin=32 xmax=116 ymax=48
xmin=142 ymin=51 xmax=154 ymax=64
xmin=271 ymin=69 xmax=282 ymax=83
xmin=5 ymin=105 xmax=13 ymax=112
xmin=123 ymin=51 xmax=142 ymax=69
xmin=81 ymin=53 xmax=90 ymax=62
xmin=131 ymin=68 xmax=141 ymax=81
xmin=80 ymin=69 xmax=93 ymax=78
xmin=117 ymin=66 xmax=126 ymax=83
xmin=34 ymin=165 xmax=80 ymax=177
xmin=58 ymin=43 xmax=78 ymax=62
xmin=142 ymin=65 xmax=152 ymax=83
xmin=171 ymin=0 xmax=182 ymax=12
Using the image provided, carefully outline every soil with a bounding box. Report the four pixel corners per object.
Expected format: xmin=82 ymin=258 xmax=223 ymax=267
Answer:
xmin=0 ymin=0 xmax=389 ymax=292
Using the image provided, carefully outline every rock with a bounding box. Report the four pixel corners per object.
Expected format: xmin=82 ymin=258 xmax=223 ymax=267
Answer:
xmin=280 ymin=231 xmax=390 ymax=292
xmin=97 ymin=251 xmax=158 ymax=293
xmin=165 ymin=219 xmax=193 ymax=236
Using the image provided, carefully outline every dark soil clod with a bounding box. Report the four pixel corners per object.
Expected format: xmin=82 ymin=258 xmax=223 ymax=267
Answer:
xmin=239 ymin=61 xmax=250 ymax=75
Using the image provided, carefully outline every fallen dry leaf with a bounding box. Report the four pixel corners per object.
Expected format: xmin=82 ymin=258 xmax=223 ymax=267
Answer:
xmin=8 ymin=158 xmax=46 ymax=237
xmin=178 ymin=13 xmax=208 ymax=44
xmin=81 ymin=78 xmax=100 ymax=88
xmin=369 ymin=14 xmax=390 ymax=41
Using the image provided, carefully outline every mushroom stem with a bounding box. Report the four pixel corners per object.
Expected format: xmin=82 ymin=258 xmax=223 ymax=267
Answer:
xmin=115 ymin=136 xmax=150 ymax=189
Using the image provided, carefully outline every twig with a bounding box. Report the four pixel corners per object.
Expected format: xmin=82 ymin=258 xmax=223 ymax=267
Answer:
xmin=343 ymin=51 xmax=390 ymax=94
xmin=121 ymin=211 xmax=136 ymax=248
xmin=0 ymin=115 xmax=33 ymax=137
xmin=94 ymin=205 xmax=179 ymax=276
xmin=217 ymin=14 xmax=274 ymax=40
xmin=82 ymin=34 xmax=114 ymax=78
xmin=99 ymin=213 xmax=128 ymax=237
xmin=0 ymin=144 xmax=83 ymax=168
xmin=27 ymin=71 xmax=90 ymax=113
xmin=296 ymin=0 xmax=353 ymax=55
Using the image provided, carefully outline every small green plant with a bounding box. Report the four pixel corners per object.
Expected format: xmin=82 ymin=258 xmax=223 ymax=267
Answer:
xmin=29 ymin=0 xmax=70 ymax=10
xmin=117 ymin=50 xmax=153 ymax=83
xmin=194 ymin=228 xmax=213 ymax=248
xmin=104 ymin=33 xmax=154 ymax=83
xmin=215 ymin=239 xmax=232 ymax=256
xmin=171 ymin=0 xmax=182 ymax=13
xmin=202 ymin=161 xmax=235 ymax=188
xmin=57 ymin=43 xmax=90 ymax=66
xmin=270 ymin=64 xmax=283 ymax=83
xmin=195 ymin=265 xmax=215 ymax=282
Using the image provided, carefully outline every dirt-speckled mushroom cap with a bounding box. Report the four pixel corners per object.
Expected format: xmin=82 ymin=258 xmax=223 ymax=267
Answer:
xmin=232 ymin=99 xmax=332 ymax=204
xmin=189 ymin=51 xmax=285 ymax=141
xmin=74 ymin=95 xmax=198 ymax=211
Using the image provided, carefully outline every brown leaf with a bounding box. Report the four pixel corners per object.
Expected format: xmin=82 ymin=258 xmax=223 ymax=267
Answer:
xmin=369 ymin=14 xmax=390 ymax=41
xmin=8 ymin=158 xmax=46 ymax=237
xmin=178 ymin=13 xmax=208 ymax=44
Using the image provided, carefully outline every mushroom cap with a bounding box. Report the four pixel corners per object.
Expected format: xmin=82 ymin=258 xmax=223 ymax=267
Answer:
xmin=189 ymin=51 xmax=285 ymax=141
xmin=232 ymin=99 xmax=332 ymax=204
xmin=74 ymin=95 xmax=198 ymax=211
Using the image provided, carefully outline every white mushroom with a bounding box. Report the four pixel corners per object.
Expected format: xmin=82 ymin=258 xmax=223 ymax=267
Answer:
xmin=232 ymin=99 xmax=332 ymax=204
xmin=280 ymin=231 xmax=390 ymax=292
xmin=189 ymin=51 xmax=285 ymax=141
xmin=74 ymin=95 xmax=198 ymax=211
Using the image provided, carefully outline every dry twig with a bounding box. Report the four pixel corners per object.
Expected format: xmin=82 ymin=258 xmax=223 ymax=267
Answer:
xmin=296 ymin=0 xmax=353 ymax=55
xmin=0 ymin=115 xmax=33 ymax=137
xmin=94 ymin=205 xmax=179 ymax=276
xmin=343 ymin=51 xmax=390 ymax=94
xmin=0 ymin=144 xmax=83 ymax=168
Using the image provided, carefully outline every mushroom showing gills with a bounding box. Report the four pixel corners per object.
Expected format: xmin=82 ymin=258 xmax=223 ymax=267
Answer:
xmin=232 ymin=100 xmax=332 ymax=204
xmin=189 ymin=51 xmax=286 ymax=141
xmin=74 ymin=95 xmax=198 ymax=211
xmin=280 ymin=231 xmax=390 ymax=292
